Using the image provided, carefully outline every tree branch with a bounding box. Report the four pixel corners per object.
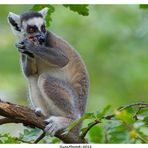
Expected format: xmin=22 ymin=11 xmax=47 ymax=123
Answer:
xmin=0 ymin=117 xmax=15 ymax=125
xmin=80 ymin=119 xmax=101 ymax=139
xmin=118 ymin=102 xmax=148 ymax=111
xmin=0 ymin=99 xmax=86 ymax=143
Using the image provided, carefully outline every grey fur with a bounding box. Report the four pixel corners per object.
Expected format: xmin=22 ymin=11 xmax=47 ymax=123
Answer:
xmin=8 ymin=9 xmax=89 ymax=137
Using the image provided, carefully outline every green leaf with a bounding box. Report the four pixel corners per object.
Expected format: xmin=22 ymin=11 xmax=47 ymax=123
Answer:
xmin=139 ymin=4 xmax=148 ymax=9
xmin=38 ymin=136 xmax=61 ymax=144
xmin=139 ymin=108 xmax=148 ymax=114
xmin=0 ymin=133 xmax=20 ymax=144
xmin=31 ymin=5 xmax=49 ymax=11
xmin=50 ymin=137 xmax=61 ymax=144
xmin=88 ymin=125 xmax=103 ymax=143
xmin=96 ymin=105 xmax=111 ymax=118
xmin=64 ymin=113 xmax=96 ymax=134
xmin=134 ymin=121 xmax=145 ymax=129
xmin=63 ymin=4 xmax=89 ymax=16
xmin=139 ymin=126 xmax=148 ymax=136
xmin=31 ymin=4 xmax=55 ymax=27
xmin=143 ymin=116 xmax=148 ymax=126
xmin=108 ymin=124 xmax=130 ymax=143
xmin=85 ymin=112 xmax=96 ymax=119
xmin=124 ymin=107 xmax=135 ymax=114
xmin=19 ymin=128 xmax=41 ymax=142
xmin=114 ymin=110 xmax=135 ymax=124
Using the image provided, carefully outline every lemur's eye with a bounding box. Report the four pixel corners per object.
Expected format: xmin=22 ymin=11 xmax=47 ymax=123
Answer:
xmin=41 ymin=24 xmax=46 ymax=33
xmin=28 ymin=27 xmax=35 ymax=33
xmin=27 ymin=25 xmax=38 ymax=34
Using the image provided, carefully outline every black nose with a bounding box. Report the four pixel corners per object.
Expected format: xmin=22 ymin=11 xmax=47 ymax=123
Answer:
xmin=38 ymin=36 xmax=45 ymax=43
xmin=36 ymin=34 xmax=45 ymax=44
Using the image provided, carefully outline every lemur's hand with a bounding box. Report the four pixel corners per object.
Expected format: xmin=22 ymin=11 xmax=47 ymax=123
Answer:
xmin=16 ymin=40 xmax=36 ymax=58
xmin=16 ymin=39 xmax=35 ymax=53
xmin=16 ymin=41 xmax=26 ymax=52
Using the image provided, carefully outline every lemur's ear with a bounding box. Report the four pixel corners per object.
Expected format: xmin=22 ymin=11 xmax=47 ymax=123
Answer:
xmin=8 ymin=12 xmax=21 ymax=32
xmin=39 ymin=7 xmax=49 ymax=18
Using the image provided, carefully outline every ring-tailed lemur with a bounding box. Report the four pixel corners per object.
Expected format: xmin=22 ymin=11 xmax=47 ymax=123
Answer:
xmin=8 ymin=8 xmax=89 ymax=137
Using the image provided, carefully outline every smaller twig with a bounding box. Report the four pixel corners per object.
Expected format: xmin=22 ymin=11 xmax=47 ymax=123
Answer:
xmin=137 ymin=135 xmax=147 ymax=144
xmin=104 ymin=127 xmax=110 ymax=143
xmin=34 ymin=131 xmax=46 ymax=143
xmin=124 ymin=123 xmax=133 ymax=131
xmin=119 ymin=102 xmax=148 ymax=111
xmin=133 ymin=107 xmax=142 ymax=120
xmin=104 ymin=114 xmax=114 ymax=120
xmin=80 ymin=119 xmax=101 ymax=139
xmin=104 ymin=102 xmax=148 ymax=121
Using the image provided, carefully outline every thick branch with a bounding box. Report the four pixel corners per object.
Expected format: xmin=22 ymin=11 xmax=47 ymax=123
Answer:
xmin=0 ymin=117 xmax=15 ymax=125
xmin=0 ymin=99 xmax=86 ymax=143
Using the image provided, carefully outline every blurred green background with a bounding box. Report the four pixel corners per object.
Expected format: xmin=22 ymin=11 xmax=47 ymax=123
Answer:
xmin=0 ymin=5 xmax=148 ymax=135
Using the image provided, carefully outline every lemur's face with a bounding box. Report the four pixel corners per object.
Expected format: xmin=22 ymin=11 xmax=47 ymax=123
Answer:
xmin=22 ymin=17 xmax=47 ymax=44
xmin=8 ymin=8 xmax=48 ymax=44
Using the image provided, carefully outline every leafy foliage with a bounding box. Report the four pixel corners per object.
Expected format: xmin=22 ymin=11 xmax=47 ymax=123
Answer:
xmin=0 ymin=133 xmax=20 ymax=144
xmin=63 ymin=4 xmax=89 ymax=16
xmin=88 ymin=125 xmax=103 ymax=143
xmin=85 ymin=104 xmax=148 ymax=143
xmin=31 ymin=5 xmax=55 ymax=27
xmin=62 ymin=103 xmax=148 ymax=144
xmin=18 ymin=128 xmax=61 ymax=144
xmin=31 ymin=4 xmax=89 ymax=27
xmin=139 ymin=4 xmax=148 ymax=9
xmin=0 ymin=128 xmax=61 ymax=144
xmin=114 ymin=110 xmax=135 ymax=124
xmin=1 ymin=103 xmax=147 ymax=144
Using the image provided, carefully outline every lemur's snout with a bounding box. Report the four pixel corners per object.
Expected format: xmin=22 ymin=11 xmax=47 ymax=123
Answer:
xmin=36 ymin=33 xmax=46 ymax=45
xmin=38 ymin=35 xmax=45 ymax=43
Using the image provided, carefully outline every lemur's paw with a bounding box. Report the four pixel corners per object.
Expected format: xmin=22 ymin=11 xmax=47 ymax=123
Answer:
xmin=35 ymin=108 xmax=44 ymax=117
xmin=22 ymin=40 xmax=34 ymax=49
xmin=16 ymin=42 xmax=25 ymax=51
xmin=16 ymin=40 xmax=34 ymax=51
xmin=44 ymin=116 xmax=67 ymax=137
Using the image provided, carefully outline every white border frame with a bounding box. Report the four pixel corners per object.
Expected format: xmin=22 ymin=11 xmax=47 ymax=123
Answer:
xmin=0 ymin=0 xmax=148 ymax=4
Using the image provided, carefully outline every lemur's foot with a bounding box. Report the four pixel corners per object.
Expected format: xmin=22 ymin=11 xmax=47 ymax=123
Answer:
xmin=44 ymin=116 xmax=70 ymax=137
xmin=35 ymin=108 xmax=44 ymax=117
